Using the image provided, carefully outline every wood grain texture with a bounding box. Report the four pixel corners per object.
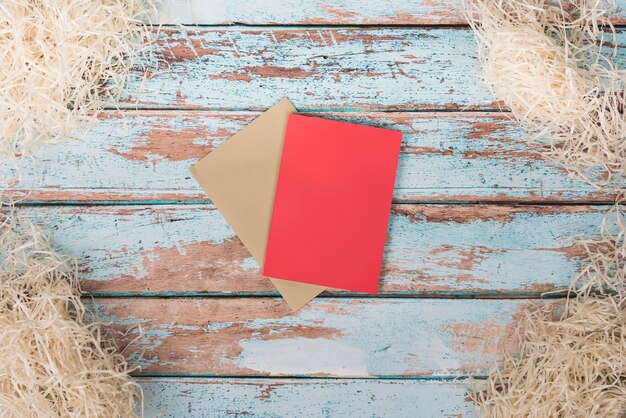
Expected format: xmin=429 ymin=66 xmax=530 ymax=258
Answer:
xmin=12 ymin=1 xmax=621 ymax=410
xmin=6 ymin=0 xmax=616 ymax=414
xmin=10 ymin=111 xmax=614 ymax=203
xmin=138 ymin=377 xmax=477 ymax=417
xmin=14 ymin=204 xmax=603 ymax=296
xmin=119 ymin=28 xmax=626 ymax=111
xmin=92 ymin=298 xmax=530 ymax=377
xmin=157 ymin=0 xmax=462 ymax=25
xmin=155 ymin=0 xmax=626 ymax=25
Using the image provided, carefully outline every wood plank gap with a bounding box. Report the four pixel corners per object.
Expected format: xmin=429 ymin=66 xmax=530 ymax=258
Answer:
xmin=9 ymin=199 xmax=617 ymax=206
xmin=132 ymin=373 xmax=486 ymax=381
xmin=83 ymin=291 xmax=573 ymax=299
xmin=152 ymin=23 xmax=475 ymax=29
xmin=60 ymin=109 xmax=519 ymax=116
xmin=151 ymin=23 xmax=626 ymax=29
xmin=100 ymin=106 xmax=512 ymax=113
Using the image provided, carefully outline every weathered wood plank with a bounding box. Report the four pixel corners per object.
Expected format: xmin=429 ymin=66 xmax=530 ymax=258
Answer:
xmin=138 ymin=377 xmax=477 ymax=417
xmin=155 ymin=0 xmax=626 ymax=25
xmin=92 ymin=298 xmax=529 ymax=377
xmin=156 ymin=0 xmax=464 ymax=25
xmin=126 ymin=27 xmax=490 ymax=110
xmin=9 ymin=111 xmax=614 ymax=203
xmin=119 ymin=28 xmax=626 ymax=111
xmin=15 ymin=204 xmax=603 ymax=295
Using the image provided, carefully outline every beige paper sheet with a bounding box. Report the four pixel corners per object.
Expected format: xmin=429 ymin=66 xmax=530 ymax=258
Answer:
xmin=190 ymin=98 xmax=326 ymax=310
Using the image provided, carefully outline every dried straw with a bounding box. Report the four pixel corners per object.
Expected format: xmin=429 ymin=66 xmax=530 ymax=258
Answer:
xmin=464 ymin=2 xmax=626 ymax=415
xmin=472 ymin=200 xmax=626 ymax=417
xmin=0 ymin=2 xmax=158 ymax=415
xmin=463 ymin=0 xmax=626 ymax=188
xmin=571 ymin=197 xmax=625 ymax=296
xmin=0 ymin=207 xmax=141 ymax=417
xmin=0 ymin=0 xmax=157 ymax=161
xmin=474 ymin=296 xmax=625 ymax=417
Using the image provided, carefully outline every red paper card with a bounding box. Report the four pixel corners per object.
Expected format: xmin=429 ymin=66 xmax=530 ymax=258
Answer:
xmin=263 ymin=114 xmax=402 ymax=294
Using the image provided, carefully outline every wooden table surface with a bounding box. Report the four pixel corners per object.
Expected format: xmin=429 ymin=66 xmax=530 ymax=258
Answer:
xmin=9 ymin=1 xmax=626 ymax=416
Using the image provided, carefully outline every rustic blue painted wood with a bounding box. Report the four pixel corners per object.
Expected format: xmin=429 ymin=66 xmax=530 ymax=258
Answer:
xmin=125 ymin=27 xmax=490 ymax=110
xmin=155 ymin=0 xmax=626 ymax=25
xmin=9 ymin=112 xmax=613 ymax=203
xmin=15 ymin=204 xmax=604 ymax=295
xmin=156 ymin=0 xmax=463 ymax=25
xmin=89 ymin=298 xmax=530 ymax=377
xmin=8 ymin=0 xmax=618 ymax=414
xmin=119 ymin=28 xmax=626 ymax=111
xmin=138 ymin=377 xmax=478 ymax=417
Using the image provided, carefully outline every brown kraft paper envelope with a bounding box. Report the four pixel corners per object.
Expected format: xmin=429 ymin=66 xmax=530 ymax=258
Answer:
xmin=189 ymin=98 xmax=326 ymax=310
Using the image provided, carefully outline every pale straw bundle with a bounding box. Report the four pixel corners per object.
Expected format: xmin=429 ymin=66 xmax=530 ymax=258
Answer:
xmin=464 ymin=2 xmax=626 ymax=415
xmin=472 ymin=200 xmax=626 ymax=417
xmin=474 ymin=295 xmax=625 ymax=417
xmin=0 ymin=2 xmax=157 ymax=415
xmin=463 ymin=0 xmax=626 ymax=188
xmin=571 ymin=198 xmax=625 ymax=296
xmin=0 ymin=208 xmax=141 ymax=417
xmin=0 ymin=0 xmax=156 ymax=161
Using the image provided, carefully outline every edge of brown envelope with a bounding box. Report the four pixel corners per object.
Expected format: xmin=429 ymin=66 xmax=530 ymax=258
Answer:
xmin=189 ymin=98 xmax=326 ymax=310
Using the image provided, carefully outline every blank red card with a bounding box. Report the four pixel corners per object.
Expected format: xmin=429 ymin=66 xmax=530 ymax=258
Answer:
xmin=263 ymin=114 xmax=402 ymax=294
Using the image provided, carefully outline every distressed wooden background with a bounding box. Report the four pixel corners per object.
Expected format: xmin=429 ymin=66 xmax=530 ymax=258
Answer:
xmin=7 ymin=1 xmax=626 ymax=416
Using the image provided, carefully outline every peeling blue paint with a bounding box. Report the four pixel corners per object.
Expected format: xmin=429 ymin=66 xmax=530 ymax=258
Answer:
xmin=139 ymin=377 xmax=477 ymax=418
xmin=16 ymin=205 xmax=606 ymax=294
xmin=8 ymin=112 xmax=619 ymax=204
xmin=86 ymin=298 xmax=527 ymax=378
